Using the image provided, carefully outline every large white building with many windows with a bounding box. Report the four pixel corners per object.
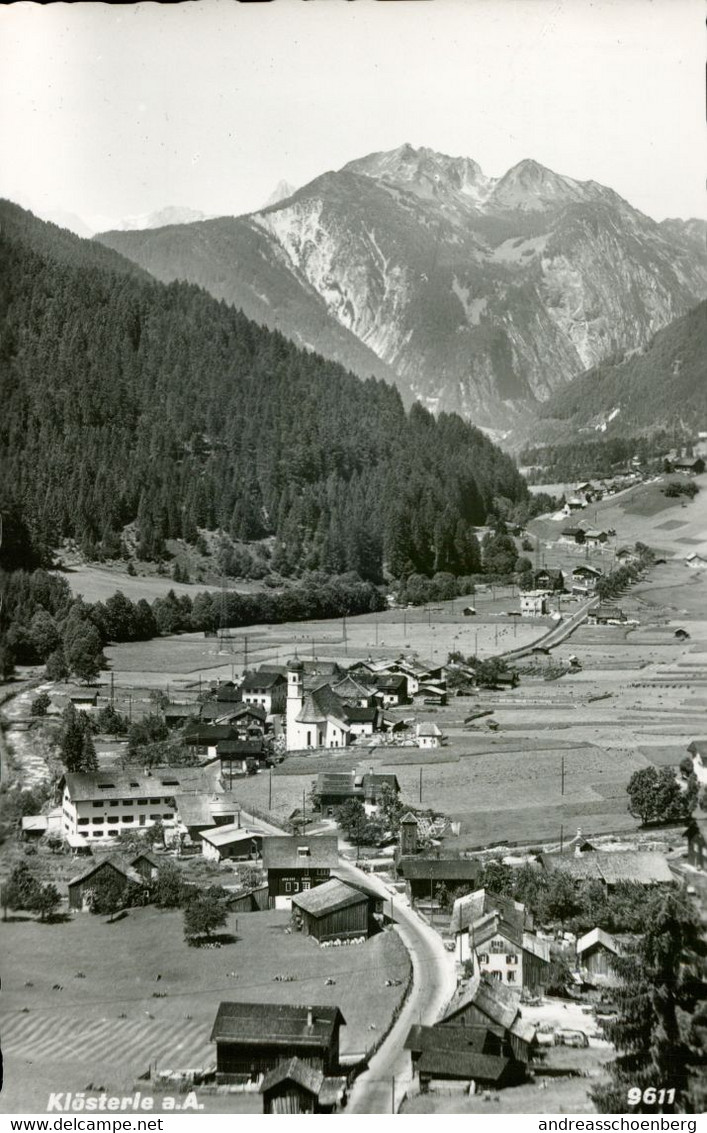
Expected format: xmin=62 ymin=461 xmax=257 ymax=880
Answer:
xmin=60 ymin=767 xmax=209 ymax=842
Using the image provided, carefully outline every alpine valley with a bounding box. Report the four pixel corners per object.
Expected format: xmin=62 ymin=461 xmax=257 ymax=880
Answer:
xmin=95 ymin=144 xmax=707 ymax=433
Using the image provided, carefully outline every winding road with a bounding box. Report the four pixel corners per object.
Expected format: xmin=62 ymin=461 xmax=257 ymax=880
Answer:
xmin=338 ymin=861 xmax=457 ymax=1114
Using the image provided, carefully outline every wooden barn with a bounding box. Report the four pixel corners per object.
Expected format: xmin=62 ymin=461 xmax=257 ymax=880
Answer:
xmin=67 ymin=857 xmax=144 ymax=912
xmin=260 ymin=1058 xmax=347 ymax=1114
xmin=575 ymin=927 xmax=631 ymax=983
xmin=211 ymin=1002 xmax=345 ymax=1083
xmin=291 ymin=879 xmax=370 ymax=943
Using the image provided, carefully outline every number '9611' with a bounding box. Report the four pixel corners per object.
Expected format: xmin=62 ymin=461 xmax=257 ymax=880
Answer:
xmin=627 ymin=1088 xmax=676 ymax=1106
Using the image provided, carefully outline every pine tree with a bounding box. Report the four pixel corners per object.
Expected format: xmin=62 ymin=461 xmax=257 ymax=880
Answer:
xmin=591 ymin=889 xmax=707 ymax=1114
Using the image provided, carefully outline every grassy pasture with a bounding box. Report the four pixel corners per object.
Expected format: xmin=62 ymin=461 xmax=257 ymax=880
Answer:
xmin=104 ymin=589 xmax=547 ymax=688
xmin=0 ymin=906 xmax=410 ymax=1114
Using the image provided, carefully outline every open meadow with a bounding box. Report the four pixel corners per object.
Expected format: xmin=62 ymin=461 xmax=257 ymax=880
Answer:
xmin=0 ymin=906 xmax=410 ymax=1113
xmin=103 ymin=586 xmax=547 ymax=690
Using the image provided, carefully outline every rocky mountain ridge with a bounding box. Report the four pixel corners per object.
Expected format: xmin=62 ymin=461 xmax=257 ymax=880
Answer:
xmin=95 ymin=145 xmax=707 ymax=430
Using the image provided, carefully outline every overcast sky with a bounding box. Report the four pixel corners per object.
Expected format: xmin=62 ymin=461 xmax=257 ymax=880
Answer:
xmin=0 ymin=0 xmax=704 ymax=232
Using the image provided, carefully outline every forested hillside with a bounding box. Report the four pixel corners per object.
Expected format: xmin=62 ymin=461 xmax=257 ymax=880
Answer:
xmin=534 ymin=300 xmax=707 ymax=436
xmin=0 ymin=200 xmax=528 ymax=584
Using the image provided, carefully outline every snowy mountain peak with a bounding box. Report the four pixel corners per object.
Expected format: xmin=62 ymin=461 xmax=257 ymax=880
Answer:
xmin=263 ymin=180 xmax=298 ymax=209
xmin=115 ymin=205 xmax=207 ymax=231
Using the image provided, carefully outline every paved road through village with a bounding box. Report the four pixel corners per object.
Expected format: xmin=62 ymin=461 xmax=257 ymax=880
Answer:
xmin=338 ymin=861 xmax=457 ymax=1115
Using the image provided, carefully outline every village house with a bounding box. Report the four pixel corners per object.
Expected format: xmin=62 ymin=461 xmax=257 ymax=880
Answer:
xmin=315 ymin=771 xmax=400 ymax=817
xmin=199 ymin=823 xmax=263 ymax=863
xmin=217 ymin=738 xmax=267 ymax=784
xmin=371 ymin=672 xmax=409 ymax=707
xmin=615 ymin=547 xmax=638 ymax=566
xmin=559 ymin=526 xmax=585 ymax=546
xmin=69 ymin=691 xmax=98 ymax=712
xmin=519 ymin=591 xmax=548 ymax=617
xmin=163 ymin=703 xmax=199 ymax=728
xmin=174 ymin=794 xmax=240 ymax=844
xmin=684 ymin=814 xmax=707 ymax=870
xmin=396 ymin=855 xmax=482 ymax=907
xmin=417 ymin=722 xmax=444 ymax=749
xmin=670 ymin=456 xmax=705 ymax=475
xmin=533 ymin=568 xmax=564 ymax=592
xmin=260 ymin=1059 xmax=347 ymax=1114
xmin=571 ymin=564 xmax=602 ymax=594
xmin=414 ymin=683 xmax=448 ymax=706
xmin=386 ymin=657 xmax=446 ymax=697
xmin=345 ymin=705 xmax=382 ymax=738
xmin=240 ymin=670 xmax=287 ymax=715
xmin=403 ymin=1024 xmax=520 ymax=1094
xmin=59 ymin=767 xmax=210 ymax=842
xmin=213 ymin=680 xmax=241 ymax=703
xmin=262 ymin=835 xmax=339 ymax=908
xmin=539 ymin=850 xmax=675 ymax=891
xmin=687 ymin=739 xmax=707 ymax=784
xmin=449 ymin=890 xmax=549 ymax=994
xmin=582 ymin=528 xmax=608 ymax=547
xmin=185 ymin=722 xmax=240 ymax=756
xmin=330 ymin=673 xmax=378 ymax=707
xmin=587 ymin=604 xmax=626 ymax=625
xmin=211 ymin=1001 xmax=345 ymax=1083
xmin=439 ymin=974 xmax=537 ymax=1065
xmin=685 ymin=553 xmax=707 ymax=570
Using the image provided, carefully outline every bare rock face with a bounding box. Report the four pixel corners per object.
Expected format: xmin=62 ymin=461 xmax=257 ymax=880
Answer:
xmin=96 ymin=147 xmax=707 ymax=430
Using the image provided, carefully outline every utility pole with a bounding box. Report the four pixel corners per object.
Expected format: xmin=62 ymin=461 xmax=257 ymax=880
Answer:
xmin=110 ymin=672 xmax=114 ymax=706
xmin=561 ymin=754 xmax=565 ymax=796
xmin=302 ymin=787 xmax=306 ymax=833
xmin=391 ymin=1077 xmax=395 ymax=1115
xmin=269 ymin=769 xmax=272 ymax=811
xmin=419 ymin=767 xmax=423 ymax=804
xmin=243 ymin=635 xmax=248 ymax=673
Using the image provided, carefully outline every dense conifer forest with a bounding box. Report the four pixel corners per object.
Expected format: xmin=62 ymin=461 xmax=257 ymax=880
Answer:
xmin=0 ymin=200 xmax=528 ymax=584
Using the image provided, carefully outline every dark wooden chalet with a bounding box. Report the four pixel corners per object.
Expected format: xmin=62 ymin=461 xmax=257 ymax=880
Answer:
xmin=211 ymin=1002 xmax=345 ymax=1082
xmin=439 ymin=974 xmax=537 ymax=1064
xmin=291 ymin=878 xmax=372 ymax=942
xmin=533 ymin=568 xmax=564 ymax=592
xmin=260 ymin=1058 xmax=347 ymax=1114
xmin=262 ymin=835 xmax=339 ymax=907
xmin=397 ymin=855 xmax=481 ymax=905
xmin=404 ymin=1024 xmax=520 ymax=1092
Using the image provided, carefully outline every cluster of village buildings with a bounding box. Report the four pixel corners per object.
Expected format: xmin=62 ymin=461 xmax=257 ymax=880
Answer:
xmin=46 ymin=794 xmax=694 ymax=1110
